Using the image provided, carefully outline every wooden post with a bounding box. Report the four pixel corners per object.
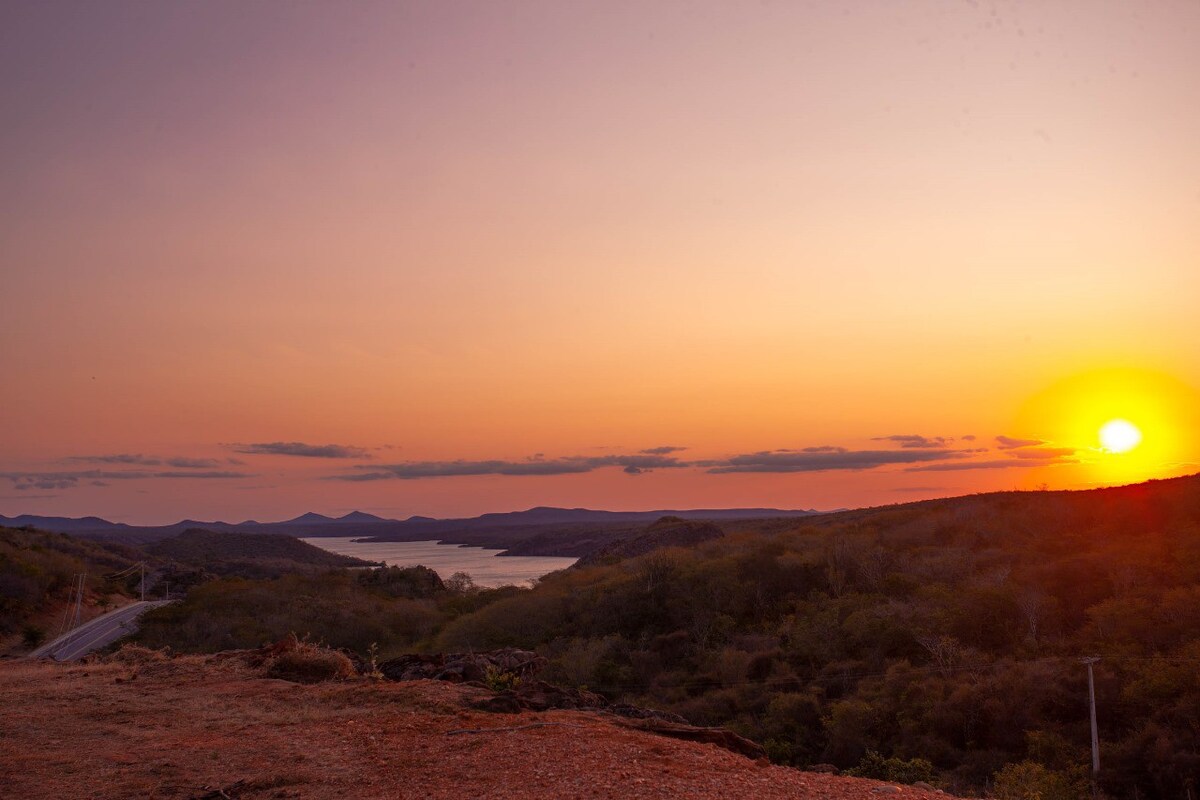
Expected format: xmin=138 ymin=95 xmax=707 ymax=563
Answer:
xmin=1081 ymin=656 xmax=1101 ymax=785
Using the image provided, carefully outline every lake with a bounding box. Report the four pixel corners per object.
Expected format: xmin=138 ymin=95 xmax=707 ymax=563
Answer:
xmin=301 ymin=537 xmax=578 ymax=588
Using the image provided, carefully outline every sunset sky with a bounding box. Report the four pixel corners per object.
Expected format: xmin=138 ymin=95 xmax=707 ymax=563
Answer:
xmin=3 ymin=1 xmax=1199 ymax=524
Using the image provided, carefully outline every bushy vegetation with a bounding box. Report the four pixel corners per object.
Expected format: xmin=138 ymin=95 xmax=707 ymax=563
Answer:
xmin=133 ymin=569 xmax=433 ymax=656
xmin=264 ymin=638 xmax=357 ymax=683
xmin=844 ymin=750 xmax=935 ymax=783
xmin=130 ymin=565 xmax=519 ymax=659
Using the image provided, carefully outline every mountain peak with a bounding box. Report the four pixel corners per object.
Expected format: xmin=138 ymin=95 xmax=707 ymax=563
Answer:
xmin=287 ymin=512 xmax=336 ymax=524
xmin=335 ymin=511 xmax=388 ymax=523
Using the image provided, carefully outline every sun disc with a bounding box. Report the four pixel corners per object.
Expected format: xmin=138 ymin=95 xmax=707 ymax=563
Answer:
xmin=1099 ymin=419 xmax=1142 ymax=453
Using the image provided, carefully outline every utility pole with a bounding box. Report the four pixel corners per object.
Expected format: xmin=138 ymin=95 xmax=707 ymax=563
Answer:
xmin=72 ymin=573 xmax=85 ymax=630
xmin=1082 ymin=656 xmax=1101 ymax=784
xmin=59 ymin=575 xmax=78 ymax=635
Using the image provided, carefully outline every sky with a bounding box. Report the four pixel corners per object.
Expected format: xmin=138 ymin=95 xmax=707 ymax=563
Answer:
xmin=2 ymin=1 xmax=1199 ymax=524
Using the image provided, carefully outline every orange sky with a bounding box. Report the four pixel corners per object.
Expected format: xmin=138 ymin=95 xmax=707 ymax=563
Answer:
xmin=2 ymin=1 xmax=1199 ymax=524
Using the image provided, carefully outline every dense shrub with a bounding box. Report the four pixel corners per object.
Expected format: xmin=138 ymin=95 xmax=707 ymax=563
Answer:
xmin=21 ymin=624 xmax=45 ymax=648
xmin=991 ymin=761 xmax=1088 ymax=800
xmin=845 ymin=750 xmax=936 ymax=784
xmin=132 ymin=571 xmax=447 ymax=656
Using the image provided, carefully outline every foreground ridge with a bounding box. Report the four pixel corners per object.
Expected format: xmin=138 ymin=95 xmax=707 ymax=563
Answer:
xmin=0 ymin=648 xmax=961 ymax=799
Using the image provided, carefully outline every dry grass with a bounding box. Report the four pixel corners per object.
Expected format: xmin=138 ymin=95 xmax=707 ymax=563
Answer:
xmin=106 ymin=643 xmax=172 ymax=665
xmin=264 ymin=643 xmax=356 ymax=684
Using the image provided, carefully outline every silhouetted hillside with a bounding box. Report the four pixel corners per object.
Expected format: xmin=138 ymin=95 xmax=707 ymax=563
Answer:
xmin=38 ymin=506 xmax=820 ymax=554
xmin=575 ymin=517 xmax=726 ymax=567
xmin=145 ymin=529 xmax=376 ymax=578
xmin=0 ymin=514 xmax=135 ymax=534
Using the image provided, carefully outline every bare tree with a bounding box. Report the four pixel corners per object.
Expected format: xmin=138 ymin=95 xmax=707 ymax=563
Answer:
xmin=1016 ymin=588 xmax=1044 ymax=644
xmin=637 ymin=551 xmax=676 ymax=593
xmin=916 ymin=633 xmax=963 ymax=677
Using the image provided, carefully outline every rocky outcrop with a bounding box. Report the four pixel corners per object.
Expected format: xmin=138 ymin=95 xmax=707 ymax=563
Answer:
xmin=379 ymin=647 xmax=762 ymax=759
xmin=613 ymin=718 xmax=767 ymax=760
xmin=378 ymin=648 xmax=546 ymax=683
xmin=470 ymin=681 xmax=607 ymax=713
xmin=470 ymin=682 xmax=761 ymax=759
xmin=468 ymin=681 xmax=687 ymax=722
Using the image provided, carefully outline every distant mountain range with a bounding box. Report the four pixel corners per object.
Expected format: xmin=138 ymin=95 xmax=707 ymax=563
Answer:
xmin=0 ymin=506 xmax=823 ymax=554
xmin=0 ymin=509 xmax=416 ymax=534
xmin=0 ymin=506 xmax=819 ymax=535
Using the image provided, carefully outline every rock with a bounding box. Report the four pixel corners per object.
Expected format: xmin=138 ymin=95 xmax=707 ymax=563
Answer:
xmin=379 ymin=649 xmax=545 ymax=683
xmin=912 ymin=781 xmax=937 ymax=791
xmin=384 ymin=648 xmax=760 ymax=763
xmin=471 ymin=694 xmax=524 ymax=714
xmin=607 ymin=704 xmax=689 ymax=724
xmin=809 ymin=763 xmax=839 ymax=774
xmin=509 ymin=681 xmax=607 ymax=711
xmin=467 ymin=681 xmax=607 ymax=714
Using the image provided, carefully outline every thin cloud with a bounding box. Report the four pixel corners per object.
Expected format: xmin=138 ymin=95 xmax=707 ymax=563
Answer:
xmin=232 ymin=442 xmax=371 ymax=459
xmin=906 ymin=458 xmax=1075 ymax=472
xmin=67 ymin=454 xmax=161 ymax=466
xmin=701 ymin=448 xmax=969 ymax=474
xmin=2 ymin=470 xmax=150 ymax=490
xmin=1 ymin=469 xmax=253 ymax=490
xmin=996 ymin=435 xmax=1045 ymax=450
xmin=1009 ymin=447 xmax=1077 ymax=460
xmin=68 ymin=454 xmax=226 ymax=469
xmin=872 ymin=435 xmax=952 ymax=449
xmin=640 ymin=446 xmax=688 ymax=455
xmin=333 ymin=453 xmax=689 ymax=481
xmin=152 ymin=471 xmax=250 ymax=479
xmin=330 ymin=444 xmax=984 ymax=480
xmin=164 ymin=457 xmax=223 ymax=469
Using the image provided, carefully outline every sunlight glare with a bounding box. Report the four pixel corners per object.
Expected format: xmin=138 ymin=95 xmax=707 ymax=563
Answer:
xmin=1099 ymin=419 xmax=1142 ymax=453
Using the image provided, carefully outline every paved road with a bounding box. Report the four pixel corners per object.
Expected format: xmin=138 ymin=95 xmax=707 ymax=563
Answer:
xmin=29 ymin=601 xmax=169 ymax=661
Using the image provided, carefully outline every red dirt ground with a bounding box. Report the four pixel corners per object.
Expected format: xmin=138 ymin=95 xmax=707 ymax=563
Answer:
xmin=0 ymin=654 xmax=961 ymax=799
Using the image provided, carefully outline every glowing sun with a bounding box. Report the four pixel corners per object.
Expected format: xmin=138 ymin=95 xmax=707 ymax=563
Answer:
xmin=1099 ymin=419 xmax=1143 ymax=453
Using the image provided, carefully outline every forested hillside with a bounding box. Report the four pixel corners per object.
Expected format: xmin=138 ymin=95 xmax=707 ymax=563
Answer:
xmin=145 ymin=529 xmax=376 ymax=578
xmin=0 ymin=526 xmax=379 ymax=654
xmin=123 ymin=475 xmax=1200 ymax=798
xmin=0 ymin=526 xmax=142 ymax=649
xmin=431 ymin=476 xmax=1200 ymax=798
